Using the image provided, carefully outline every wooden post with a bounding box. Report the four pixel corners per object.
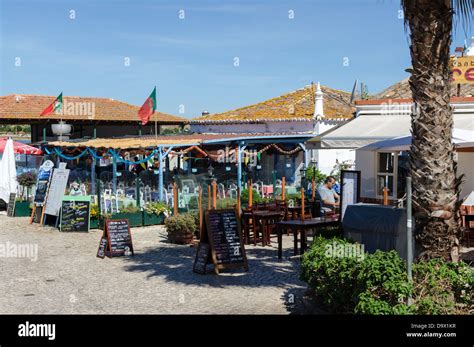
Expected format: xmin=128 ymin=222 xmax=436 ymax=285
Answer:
xmin=212 ymin=181 xmax=217 ymax=209
xmin=29 ymin=204 xmax=36 ymax=224
xmin=207 ymin=185 xmax=211 ymax=210
xmin=282 ymin=176 xmax=286 ymax=201
xmin=198 ymin=186 xmax=203 ymax=239
xmin=383 ymin=187 xmax=389 ymax=206
xmin=301 ymin=188 xmax=305 ymax=221
xmin=248 ymin=179 xmax=253 ymax=208
xmin=236 ymin=187 xmax=241 ymax=217
xmin=311 ymin=178 xmax=316 ymax=202
xmin=173 ymin=182 xmax=178 ymax=215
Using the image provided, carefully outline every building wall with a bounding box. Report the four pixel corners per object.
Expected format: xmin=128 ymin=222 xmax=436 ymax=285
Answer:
xmin=190 ymin=121 xmax=314 ymax=134
xmin=317 ymin=149 xmax=356 ymax=176
xmin=458 ymin=152 xmax=474 ymax=200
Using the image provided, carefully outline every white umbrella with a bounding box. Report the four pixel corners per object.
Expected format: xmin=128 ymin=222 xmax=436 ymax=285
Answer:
xmin=0 ymin=138 xmax=18 ymax=203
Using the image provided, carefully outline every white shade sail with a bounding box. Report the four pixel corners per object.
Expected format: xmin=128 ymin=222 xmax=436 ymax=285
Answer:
xmin=0 ymin=138 xmax=18 ymax=203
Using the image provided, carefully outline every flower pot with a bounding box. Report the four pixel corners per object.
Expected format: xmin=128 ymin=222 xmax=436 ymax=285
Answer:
xmin=168 ymin=231 xmax=194 ymax=245
xmin=90 ymin=218 xmax=99 ymax=229
xmin=143 ymin=212 xmax=165 ymax=226
xmin=14 ymin=201 xmax=31 ymax=217
xmin=99 ymin=212 xmax=143 ymax=229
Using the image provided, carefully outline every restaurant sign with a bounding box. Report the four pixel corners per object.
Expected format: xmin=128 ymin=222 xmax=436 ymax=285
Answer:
xmin=451 ymin=56 xmax=474 ymax=84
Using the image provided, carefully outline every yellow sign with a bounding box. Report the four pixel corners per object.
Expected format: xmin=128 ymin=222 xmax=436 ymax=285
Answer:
xmin=451 ymin=56 xmax=474 ymax=84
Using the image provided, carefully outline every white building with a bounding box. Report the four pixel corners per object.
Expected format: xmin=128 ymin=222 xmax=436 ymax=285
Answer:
xmin=190 ymin=83 xmax=355 ymax=184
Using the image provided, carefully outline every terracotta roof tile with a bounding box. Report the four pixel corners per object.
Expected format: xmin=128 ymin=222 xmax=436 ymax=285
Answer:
xmin=191 ymin=84 xmax=354 ymax=123
xmin=0 ymin=94 xmax=187 ymax=123
xmin=372 ymin=77 xmax=474 ymax=100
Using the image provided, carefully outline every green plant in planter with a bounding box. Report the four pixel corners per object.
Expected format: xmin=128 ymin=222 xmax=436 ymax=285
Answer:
xmin=165 ymin=213 xmax=196 ymax=244
xmin=90 ymin=204 xmax=100 ymax=219
xmin=16 ymin=171 xmax=37 ymax=201
xmin=240 ymin=188 xmax=263 ymax=204
xmin=119 ymin=203 xmax=141 ymax=214
xmin=144 ymin=202 xmax=170 ymax=216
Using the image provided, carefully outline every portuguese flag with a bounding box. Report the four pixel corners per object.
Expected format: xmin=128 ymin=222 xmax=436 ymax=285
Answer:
xmin=138 ymin=87 xmax=157 ymax=125
xmin=40 ymin=92 xmax=63 ymax=116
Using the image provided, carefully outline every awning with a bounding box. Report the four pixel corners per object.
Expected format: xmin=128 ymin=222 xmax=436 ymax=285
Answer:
xmin=359 ymin=128 xmax=474 ymax=152
xmin=308 ymin=114 xmax=474 ymax=149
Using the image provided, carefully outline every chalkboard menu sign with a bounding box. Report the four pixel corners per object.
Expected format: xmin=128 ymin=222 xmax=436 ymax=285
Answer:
xmin=103 ymin=219 xmax=134 ymax=257
xmin=193 ymin=242 xmax=210 ymax=274
xmin=60 ymin=196 xmax=91 ymax=232
xmin=97 ymin=237 xmax=107 ymax=259
xmin=6 ymin=193 xmax=16 ymax=217
xmin=197 ymin=209 xmax=247 ymax=274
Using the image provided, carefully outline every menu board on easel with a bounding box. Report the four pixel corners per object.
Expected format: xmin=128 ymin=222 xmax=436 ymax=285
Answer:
xmin=44 ymin=166 xmax=70 ymax=217
xmin=33 ymin=160 xmax=54 ymax=206
xmin=6 ymin=193 xmax=16 ymax=217
xmin=59 ymin=195 xmax=91 ymax=232
xmin=98 ymin=219 xmax=134 ymax=258
xmin=194 ymin=209 xmax=247 ymax=275
xmin=340 ymin=170 xmax=361 ymax=221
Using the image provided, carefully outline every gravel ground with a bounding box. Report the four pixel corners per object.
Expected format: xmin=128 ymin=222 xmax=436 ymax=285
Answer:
xmin=0 ymin=214 xmax=317 ymax=314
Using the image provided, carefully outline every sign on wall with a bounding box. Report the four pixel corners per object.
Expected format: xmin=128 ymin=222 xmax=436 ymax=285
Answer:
xmin=451 ymin=56 xmax=474 ymax=84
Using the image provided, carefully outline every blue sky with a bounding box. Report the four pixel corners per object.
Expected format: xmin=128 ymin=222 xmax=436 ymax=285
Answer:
xmin=0 ymin=0 xmax=472 ymax=118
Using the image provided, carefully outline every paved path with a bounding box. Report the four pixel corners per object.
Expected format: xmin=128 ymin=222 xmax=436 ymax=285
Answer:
xmin=0 ymin=215 xmax=315 ymax=314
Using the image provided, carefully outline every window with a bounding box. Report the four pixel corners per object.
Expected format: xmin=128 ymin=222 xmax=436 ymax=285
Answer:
xmin=376 ymin=152 xmax=396 ymax=198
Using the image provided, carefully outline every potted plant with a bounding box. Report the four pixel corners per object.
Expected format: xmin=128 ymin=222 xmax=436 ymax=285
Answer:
xmin=143 ymin=201 xmax=169 ymax=226
xmin=15 ymin=171 xmax=37 ymax=216
xmin=90 ymin=203 xmax=100 ymax=229
xmin=165 ymin=213 xmax=196 ymax=244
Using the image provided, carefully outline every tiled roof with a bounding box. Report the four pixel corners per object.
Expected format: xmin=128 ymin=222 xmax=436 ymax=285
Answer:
xmin=356 ymin=96 xmax=474 ymax=105
xmin=191 ymin=84 xmax=354 ymax=123
xmin=373 ymin=77 xmax=474 ymax=99
xmin=0 ymin=94 xmax=187 ymax=123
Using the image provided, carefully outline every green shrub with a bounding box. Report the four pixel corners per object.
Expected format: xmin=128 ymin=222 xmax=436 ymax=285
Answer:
xmin=240 ymin=188 xmax=262 ymax=204
xmin=411 ymin=259 xmax=473 ymax=314
xmin=300 ymin=237 xmax=473 ymax=315
xmin=165 ymin=213 xmax=196 ymax=235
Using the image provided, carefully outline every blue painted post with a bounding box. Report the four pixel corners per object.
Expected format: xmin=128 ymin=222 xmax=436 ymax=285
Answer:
xmin=159 ymin=147 xmax=164 ymax=202
xmin=237 ymin=143 xmax=246 ymax=191
xmin=91 ymin=157 xmax=96 ymax=196
xmin=112 ymin=155 xmax=117 ymax=195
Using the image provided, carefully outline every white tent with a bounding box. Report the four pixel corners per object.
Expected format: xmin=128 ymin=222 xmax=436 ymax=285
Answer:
xmin=0 ymin=138 xmax=18 ymax=203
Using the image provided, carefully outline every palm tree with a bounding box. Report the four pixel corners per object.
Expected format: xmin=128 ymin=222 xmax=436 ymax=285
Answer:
xmin=401 ymin=0 xmax=473 ymax=261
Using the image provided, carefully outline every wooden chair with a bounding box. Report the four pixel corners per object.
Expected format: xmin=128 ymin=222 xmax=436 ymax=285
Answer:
xmin=241 ymin=209 xmax=265 ymax=246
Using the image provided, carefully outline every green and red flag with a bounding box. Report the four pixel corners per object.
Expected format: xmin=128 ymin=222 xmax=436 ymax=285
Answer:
xmin=40 ymin=92 xmax=63 ymax=116
xmin=138 ymin=87 xmax=157 ymax=125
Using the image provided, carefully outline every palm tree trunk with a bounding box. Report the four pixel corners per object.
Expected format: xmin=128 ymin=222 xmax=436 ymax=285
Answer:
xmin=403 ymin=0 xmax=461 ymax=261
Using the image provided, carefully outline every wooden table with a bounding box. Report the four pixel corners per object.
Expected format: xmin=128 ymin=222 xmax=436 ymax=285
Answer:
xmin=252 ymin=210 xmax=283 ymax=245
xmin=286 ymin=205 xmax=312 ymax=220
xmin=276 ymin=217 xmax=340 ymax=258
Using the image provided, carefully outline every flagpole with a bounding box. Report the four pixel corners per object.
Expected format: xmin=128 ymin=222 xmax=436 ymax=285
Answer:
xmin=155 ymin=86 xmax=158 ymax=141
